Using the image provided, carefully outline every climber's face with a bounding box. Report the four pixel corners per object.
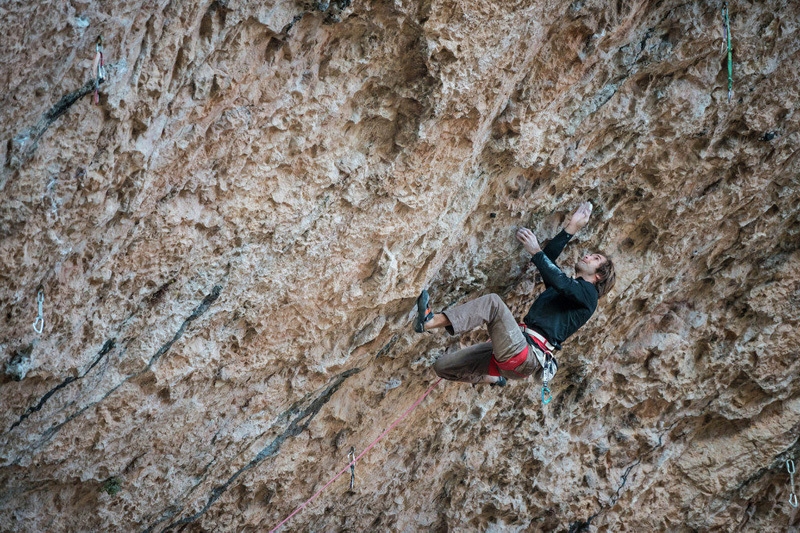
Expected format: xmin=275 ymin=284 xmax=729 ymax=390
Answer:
xmin=575 ymin=253 xmax=607 ymax=276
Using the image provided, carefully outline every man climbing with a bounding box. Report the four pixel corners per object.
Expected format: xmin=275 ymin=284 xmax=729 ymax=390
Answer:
xmin=414 ymin=201 xmax=615 ymax=392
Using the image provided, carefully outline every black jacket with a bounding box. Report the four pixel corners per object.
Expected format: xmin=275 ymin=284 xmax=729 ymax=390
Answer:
xmin=523 ymin=229 xmax=598 ymax=349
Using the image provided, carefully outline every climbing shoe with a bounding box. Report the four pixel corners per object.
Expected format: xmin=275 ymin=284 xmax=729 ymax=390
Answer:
xmin=414 ymin=290 xmax=434 ymax=333
xmin=490 ymin=376 xmax=507 ymax=387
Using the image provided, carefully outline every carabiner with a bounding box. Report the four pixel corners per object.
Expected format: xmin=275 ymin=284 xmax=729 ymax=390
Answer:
xmin=32 ymin=290 xmax=44 ymax=333
xmin=542 ymin=385 xmax=552 ymax=405
xmin=788 ymin=460 xmax=796 ymax=474
xmin=790 ymin=492 xmax=798 ymax=508
xmin=348 ymin=446 xmax=356 ymax=490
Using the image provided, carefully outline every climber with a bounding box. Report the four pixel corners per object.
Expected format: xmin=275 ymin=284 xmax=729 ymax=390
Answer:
xmin=414 ymin=201 xmax=615 ymax=389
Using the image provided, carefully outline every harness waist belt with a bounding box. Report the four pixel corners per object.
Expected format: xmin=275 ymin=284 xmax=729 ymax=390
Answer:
xmin=520 ymin=324 xmax=559 ymax=386
xmin=487 ymin=327 xmax=557 ymax=378
xmin=521 ymin=326 xmax=555 ymax=353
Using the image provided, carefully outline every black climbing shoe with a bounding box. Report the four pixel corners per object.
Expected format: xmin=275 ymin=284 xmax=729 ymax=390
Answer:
xmin=414 ymin=290 xmax=434 ymax=333
xmin=490 ymin=376 xmax=507 ymax=387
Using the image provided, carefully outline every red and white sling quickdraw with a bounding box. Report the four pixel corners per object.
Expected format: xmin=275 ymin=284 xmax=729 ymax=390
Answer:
xmin=92 ymin=36 xmax=106 ymax=105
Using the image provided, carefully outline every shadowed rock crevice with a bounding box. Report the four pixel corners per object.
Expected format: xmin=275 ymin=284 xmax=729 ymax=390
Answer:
xmin=9 ymin=338 xmax=116 ymax=431
xmin=147 ymin=284 xmax=222 ymax=367
xmin=152 ymin=367 xmax=361 ymax=532
xmin=9 ymin=284 xmax=224 ymax=460
xmin=1 ymin=65 xmax=116 ymax=189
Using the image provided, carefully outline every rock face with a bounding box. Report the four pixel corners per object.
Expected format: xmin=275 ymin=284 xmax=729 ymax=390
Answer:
xmin=1 ymin=0 xmax=799 ymax=531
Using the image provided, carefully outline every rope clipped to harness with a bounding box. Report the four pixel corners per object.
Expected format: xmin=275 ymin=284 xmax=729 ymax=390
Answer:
xmin=722 ymin=2 xmax=733 ymax=102
xmin=92 ymin=35 xmax=106 ymax=105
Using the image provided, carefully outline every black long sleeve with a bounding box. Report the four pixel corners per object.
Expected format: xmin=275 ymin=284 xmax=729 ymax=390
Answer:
xmin=532 ymin=252 xmax=596 ymax=306
xmin=523 ymin=231 xmax=598 ymax=349
xmin=541 ymin=229 xmax=572 ymax=262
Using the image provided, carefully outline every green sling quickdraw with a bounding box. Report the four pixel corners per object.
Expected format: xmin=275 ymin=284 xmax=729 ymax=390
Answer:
xmin=723 ymin=2 xmax=733 ymax=102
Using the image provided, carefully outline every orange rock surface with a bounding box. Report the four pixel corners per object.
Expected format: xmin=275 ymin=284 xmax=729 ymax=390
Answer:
xmin=1 ymin=0 xmax=798 ymax=531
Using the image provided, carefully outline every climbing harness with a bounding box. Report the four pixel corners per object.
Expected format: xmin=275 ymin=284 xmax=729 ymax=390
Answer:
xmin=92 ymin=36 xmax=106 ymax=105
xmin=32 ymin=289 xmax=44 ymax=334
xmin=487 ymin=326 xmax=557 ymax=405
xmin=269 ymin=378 xmax=442 ymax=532
xmin=488 ymin=346 xmax=529 ymax=379
xmin=522 ymin=326 xmax=558 ymax=405
xmin=348 ymin=447 xmax=356 ymax=490
xmin=789 ymin=459 xmax=798 ymax=508
xmin=722 ymin=2 xmax=733 ymax=102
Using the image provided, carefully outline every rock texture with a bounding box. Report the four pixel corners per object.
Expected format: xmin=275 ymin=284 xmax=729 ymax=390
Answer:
xmin=1 ymin=0 xmax=799 ymax=531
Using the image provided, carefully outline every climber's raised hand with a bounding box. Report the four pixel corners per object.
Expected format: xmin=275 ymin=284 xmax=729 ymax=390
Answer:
xmin=565 ymin=201 xmax=593 ymax=234
xmin=516 ymin=227 xmax=541 ymax=255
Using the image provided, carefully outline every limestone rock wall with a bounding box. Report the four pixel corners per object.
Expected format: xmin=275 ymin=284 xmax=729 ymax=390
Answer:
xmin=1 ymin=0 xmax=799 ymax=531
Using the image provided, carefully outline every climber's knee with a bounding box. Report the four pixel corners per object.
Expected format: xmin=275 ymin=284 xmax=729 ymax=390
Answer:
xmin=433 ymin=359 xmax=450 ymax=380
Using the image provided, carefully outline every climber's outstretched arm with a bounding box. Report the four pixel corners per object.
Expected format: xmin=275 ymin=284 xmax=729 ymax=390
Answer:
xmin=517 ymin=227 xmax=595 ymax=305
xmin=516 ymin=201 xmax=594 ymax=262
xmin=545 ymin=200 xmax=593 ymax=258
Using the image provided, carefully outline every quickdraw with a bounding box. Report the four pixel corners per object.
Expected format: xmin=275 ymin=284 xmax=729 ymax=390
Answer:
xmin=540 ymin=358 xmax=556 ymax=405
xmin=92 ymin=35 xmax=106 ymax=105
xmin=789 ymin=459 xmax=798 ymax=508
xmin=348 ymin=447 xmax=356 ymax=490
xmin=722 ymin=2 xmax=733 ymax=102
xmin=521 ymin=326 xmax=558 ymax=405
xmin=531 ymin=347 xmax=557 ymax=405
xmin=32 ymin=289 xmax=44 ymax=334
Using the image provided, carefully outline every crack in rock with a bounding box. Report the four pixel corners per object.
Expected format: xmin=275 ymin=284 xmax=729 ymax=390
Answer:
xmin=730 ymin=429 xmax=800 ymax=495
xmin=1 ymin=62 xmax=121 ymax=189
xmin=147 ymin=285 xmax=222 ymax=367
xmin=11 ymin=284 xmax=223 ymax=460
xmin=149 ymin=367 xmax=361 ymax=532
xmin=572 ymin=420 xmax=681 ymax=529
xmin=8 ymin=339 xmax=116 ymax=431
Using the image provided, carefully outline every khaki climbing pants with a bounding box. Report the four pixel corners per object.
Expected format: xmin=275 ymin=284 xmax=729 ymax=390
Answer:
xmin=433 ymin=294 xmax=543 ymax=384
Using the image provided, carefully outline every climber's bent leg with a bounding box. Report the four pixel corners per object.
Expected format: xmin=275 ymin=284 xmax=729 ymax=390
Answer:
xmin=441 ymin=294 xmax=528 ymax=362
xmin=433 ymin=342 xmax=494 ymax=384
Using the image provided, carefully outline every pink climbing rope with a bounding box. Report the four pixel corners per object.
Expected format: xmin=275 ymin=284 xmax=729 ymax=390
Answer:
xmin=269 ymin=378 xmax=443 ymax=532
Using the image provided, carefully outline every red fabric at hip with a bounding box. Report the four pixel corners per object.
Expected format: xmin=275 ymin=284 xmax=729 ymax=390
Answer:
xmin=487 ymin=345 xmax=529 ymax=377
